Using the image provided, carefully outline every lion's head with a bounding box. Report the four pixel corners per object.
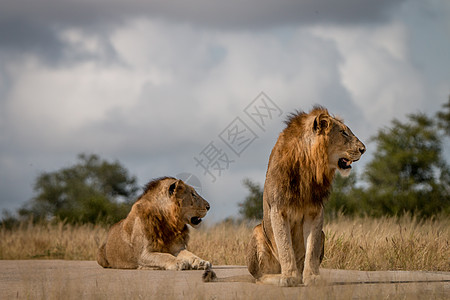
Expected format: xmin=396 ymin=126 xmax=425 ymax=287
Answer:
xmin=138 ymin=177 xmax=210 ymax=230
xmin=311 ymin=109 xmax=366 ymax=177
xmin=168 ymin=178 xmax=210 ymax=228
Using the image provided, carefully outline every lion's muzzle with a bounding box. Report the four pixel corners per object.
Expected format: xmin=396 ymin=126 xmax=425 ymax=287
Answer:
xmin=191 ymin=216 xmax=202 ymax=225
xmin=338 ymin=158 xmax=352 ymax=170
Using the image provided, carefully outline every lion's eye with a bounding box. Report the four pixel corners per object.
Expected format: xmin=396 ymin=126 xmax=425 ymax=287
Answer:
xmin=341 ymin=130 xmax=349 ymax=137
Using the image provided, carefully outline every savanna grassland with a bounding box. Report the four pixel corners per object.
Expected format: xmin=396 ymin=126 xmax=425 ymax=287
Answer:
xmin=1 ymin=216 xmax=449 ymax=272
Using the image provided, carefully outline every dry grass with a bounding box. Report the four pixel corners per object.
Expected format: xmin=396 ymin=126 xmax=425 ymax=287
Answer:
xmin=0 ymin=221 xmax=107 ymax=260
xmin=322 ymin=215 xmax=450 ymax=271
xmin=189 ymin=220 xmax=254 ymax=265
xmin=1 ymin=216 xmax=449 ymax=272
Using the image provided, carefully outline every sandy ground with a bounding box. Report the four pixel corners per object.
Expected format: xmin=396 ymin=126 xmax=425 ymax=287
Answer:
xmin=0 ymin=260 xmax=449 ymax=299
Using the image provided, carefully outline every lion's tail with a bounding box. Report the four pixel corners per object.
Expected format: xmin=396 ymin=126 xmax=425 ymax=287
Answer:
xmin=202 ymin=269 xmax=255 ymax=283
xmin=96 ymin=243 xmax=111 ymax=268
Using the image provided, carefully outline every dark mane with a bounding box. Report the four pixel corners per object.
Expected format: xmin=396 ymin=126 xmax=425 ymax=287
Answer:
xmin=284 ymin=109 xmax=306 ymax=127
xmin=142 ymin=176 xmax=176 ymax=194
xmin=283 ymin=105 xmax=329 ymax=128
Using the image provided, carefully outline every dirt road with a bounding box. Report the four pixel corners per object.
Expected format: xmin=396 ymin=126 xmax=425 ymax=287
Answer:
xmin=0 ymin=260 xmax=448 ymax=299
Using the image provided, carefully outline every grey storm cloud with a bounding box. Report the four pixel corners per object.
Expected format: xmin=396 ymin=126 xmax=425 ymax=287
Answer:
xmin=0 ymin=0 xmax=405 ymax=63
xmin=1 ymin=0 xmax=405 ymax=29
xmin=0 ymin=19 xmax=63 ymax=60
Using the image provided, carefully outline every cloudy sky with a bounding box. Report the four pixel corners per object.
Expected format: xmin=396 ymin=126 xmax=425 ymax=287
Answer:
xmin=1 ymin=0 xmax=449 ymax=222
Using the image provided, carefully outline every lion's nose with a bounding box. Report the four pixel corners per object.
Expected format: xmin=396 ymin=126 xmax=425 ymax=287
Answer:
xmin=206 ymin=203 xmax=210 ymax=211
xmin=359 ymin=145 xmax=366 ymax=155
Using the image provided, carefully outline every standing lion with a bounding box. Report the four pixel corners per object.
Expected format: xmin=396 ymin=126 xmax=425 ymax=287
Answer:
xmin=97 ymin=177 xmax=211 ymax=270
xmin=246 ymin=106 xmax=365 ymax=287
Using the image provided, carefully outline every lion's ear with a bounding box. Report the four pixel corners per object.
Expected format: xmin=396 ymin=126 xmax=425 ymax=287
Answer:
xmin=169 ymin=181 xmax=177 ymax=196
xmin=313 ymin=113 xmax=330 ymax=134
xmin=169 ymin=179 xmax=183 ymax=196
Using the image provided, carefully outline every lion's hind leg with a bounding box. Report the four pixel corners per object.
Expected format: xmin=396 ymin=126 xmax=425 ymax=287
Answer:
xmin=246 ymin=224 xmax=281 ymax=281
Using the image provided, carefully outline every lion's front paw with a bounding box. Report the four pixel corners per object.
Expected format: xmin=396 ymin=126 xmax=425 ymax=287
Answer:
xmin=191 ymin=258 xmax=212 ymax=270
xmin=279 ymin=276 xmax=299 ymax=287
xmin=167 ymin=259 xmax=190 ymax=271
xmin=303 ymin=274 xmax=326 ymax=286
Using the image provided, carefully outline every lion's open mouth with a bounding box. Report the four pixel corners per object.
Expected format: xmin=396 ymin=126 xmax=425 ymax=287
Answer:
xmin=338 ymin=158 xmax=352 ymax=170
xmin=190 ymin=217 xmax=202 ymax=225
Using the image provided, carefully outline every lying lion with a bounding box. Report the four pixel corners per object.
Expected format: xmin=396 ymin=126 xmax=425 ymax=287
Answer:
xmin=204 ymin=106 xmax=365 ymax=286
xmin=97 ymin=177 xmax=211 ymax=270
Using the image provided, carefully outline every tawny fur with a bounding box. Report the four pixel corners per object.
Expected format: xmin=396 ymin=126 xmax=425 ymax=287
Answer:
xmin=246 ymin=106 xmax=365 ymax=287
xmin=97 ymin=177 xmax=211 ymax=270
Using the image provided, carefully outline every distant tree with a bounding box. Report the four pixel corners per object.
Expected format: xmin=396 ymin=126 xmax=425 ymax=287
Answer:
xmin=437 ymin=96 xmax=450 ymax=136
xmin=239 ymin=179 xmax=263 ymax=220
xmin=363 ymin=113 xmax=450 ymax=217
xmin=18 ymin=154 xmax=139 ymax=224
xmin=0 ymin=210 xmax=20 ymax=229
